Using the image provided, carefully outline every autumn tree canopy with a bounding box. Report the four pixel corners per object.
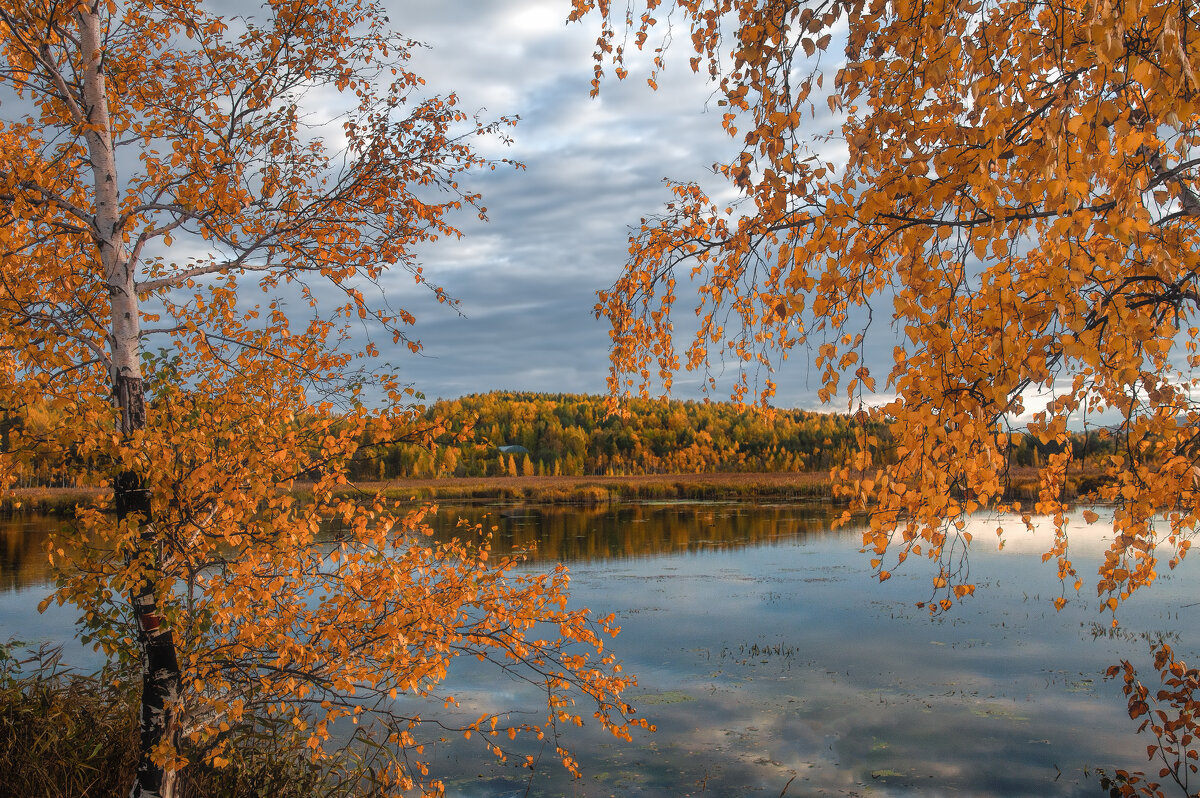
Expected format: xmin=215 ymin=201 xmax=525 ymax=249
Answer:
xmin=0 ymin=1 xmax=642 ymax=795
xmin=569 ymin=0 xmax=1200 ymax=615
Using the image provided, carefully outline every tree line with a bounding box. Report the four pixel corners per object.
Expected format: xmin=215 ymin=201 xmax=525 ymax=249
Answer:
xmin=4 ymin=391 xmax=1126 ymax=488
xmin=356 ymin=391 xmax=869 ymax=479
xmin=4 ymin=0 xmax=1194 ymax=793
xmin=349 ymin=392 xmax=1120 ymax=481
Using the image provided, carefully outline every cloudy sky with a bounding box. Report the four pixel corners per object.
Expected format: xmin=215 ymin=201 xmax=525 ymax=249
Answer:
xmin=370 ymin=0 xmax=848 ymax=408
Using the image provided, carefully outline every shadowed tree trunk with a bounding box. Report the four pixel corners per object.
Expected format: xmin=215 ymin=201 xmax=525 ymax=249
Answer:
xmin=113 ymin=379 xmax=182 ymax=798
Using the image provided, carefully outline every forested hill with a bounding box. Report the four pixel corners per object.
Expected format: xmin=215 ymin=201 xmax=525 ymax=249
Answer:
xmin=358 ymin=391 xmax=1117 ymax=481
xmin=360 ymin=391 xmax=874 ymax=479
xmin=7 ymin=390 xmax=1113 ymax=487
xmin=7 ymin=390 xmax=868 ymax=487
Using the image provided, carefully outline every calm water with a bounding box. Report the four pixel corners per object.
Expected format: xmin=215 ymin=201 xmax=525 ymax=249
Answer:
xmin=2 ymin=502 xmax=1195 ymax=796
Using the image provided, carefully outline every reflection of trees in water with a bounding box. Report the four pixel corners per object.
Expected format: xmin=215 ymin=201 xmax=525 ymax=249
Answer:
xmin=2 ymin=503 xmax=853 ymax=590
xmin=430 ymin=503 xmax=850 ymax=564
xmin=0 ymin=516 xmax=58 ymax=592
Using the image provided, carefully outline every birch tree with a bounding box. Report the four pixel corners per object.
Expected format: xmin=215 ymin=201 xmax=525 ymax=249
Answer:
xmin=0 ymin=1 xmax=643 ymax=794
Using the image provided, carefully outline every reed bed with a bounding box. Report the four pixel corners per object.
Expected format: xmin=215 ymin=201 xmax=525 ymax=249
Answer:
xmin=343 ymin=471 xmax=837 ymax=505
xmin=3 ymin=467 xmax=1111 ymax=513
xmin=0 ymin=641 xmax=361 ymax=798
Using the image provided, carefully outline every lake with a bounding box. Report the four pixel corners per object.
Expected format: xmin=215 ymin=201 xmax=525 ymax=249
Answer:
xmin=1 ymin=501 xmax=1195 ymax=796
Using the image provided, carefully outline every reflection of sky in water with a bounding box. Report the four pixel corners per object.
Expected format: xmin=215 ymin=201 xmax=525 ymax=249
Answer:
xmin=2 ymin=504 xmax=1198 ymax=795
xmin=0 ymin=513 xmax=92 ymax=667
xmin=420 ymin=506 xmax=1200 ymax=797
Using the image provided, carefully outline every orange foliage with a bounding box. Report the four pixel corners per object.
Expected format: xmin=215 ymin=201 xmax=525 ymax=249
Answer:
xmin=1105 ymin=645 xmax=1200 ymax=797
xmin=0 ymin=0 xmax=640 ymax=793
xmin=570 ymin=0 xmax=1200 ymax=617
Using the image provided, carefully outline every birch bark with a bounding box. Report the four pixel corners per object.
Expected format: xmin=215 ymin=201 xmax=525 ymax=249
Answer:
xmin=78 ymin=7 xmax=181 ymax=797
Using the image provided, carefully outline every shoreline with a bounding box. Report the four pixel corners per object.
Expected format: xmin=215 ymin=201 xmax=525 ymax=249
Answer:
xmin=344 ymin=471 xmax=836 ymax=504
xmin=3 ymin=466 xmax=1105 ymax=511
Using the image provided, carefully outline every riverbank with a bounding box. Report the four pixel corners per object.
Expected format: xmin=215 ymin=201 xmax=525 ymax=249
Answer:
xmin=1 ymin=486 xmax=108 ymax=514
xmin=4 ymin=466 xmax=1108 ymax=512
xmin=347 ymin=471 xmax=835 ymax=504
xmin=343 ymin=466 xmax=1108 ymax=504
xmin=0 ymin=473 xmax=833 ymax=513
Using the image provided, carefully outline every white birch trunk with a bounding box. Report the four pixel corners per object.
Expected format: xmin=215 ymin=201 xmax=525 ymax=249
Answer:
xmin=77 ymin=7 xmax=181 ymax=797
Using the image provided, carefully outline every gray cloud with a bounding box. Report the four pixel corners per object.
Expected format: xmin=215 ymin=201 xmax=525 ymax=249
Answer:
xmin=334 ymin=0 xmax=863 ymax=408
xmin=371 ymin=0 xmax=743 ymax=401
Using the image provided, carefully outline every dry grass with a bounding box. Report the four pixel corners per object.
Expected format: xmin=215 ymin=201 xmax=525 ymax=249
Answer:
xmin=343 ymin=471 xmax=836 ymax=504
xmin=346 ymin=466 xmax=1110 ymax=505
xmin=0 ymin=644 xmax=138 ymax=798
xmin=3 ymin=466 xmax=1111 ymax=513
xmin=0 ymin=641 xmax=369 ymax=798
xmin=1 ymin=486 xmax=108 ymax=514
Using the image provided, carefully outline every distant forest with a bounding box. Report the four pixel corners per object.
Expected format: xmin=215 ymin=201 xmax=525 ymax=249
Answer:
xmin=6 ymin=391 xmax=1119 ymax=487
xmin=349 ymin=392 xmax=1118 ymax=481
xmin=349 ymin=392 xmax=872 ymax=480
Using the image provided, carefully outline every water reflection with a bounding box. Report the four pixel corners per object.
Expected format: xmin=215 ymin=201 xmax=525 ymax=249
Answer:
xmin=433 ymin=501 xmax=847 ymax=563
xmin=0 ymin=513 xmax=61 ymax=592
xmin=0 ymin=502 xmax=845 ymax=591
xmin=1 ymin=504 xmax=1196 ymax=796
xmin=416 ymin=506 xmax=1200 ymax=797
